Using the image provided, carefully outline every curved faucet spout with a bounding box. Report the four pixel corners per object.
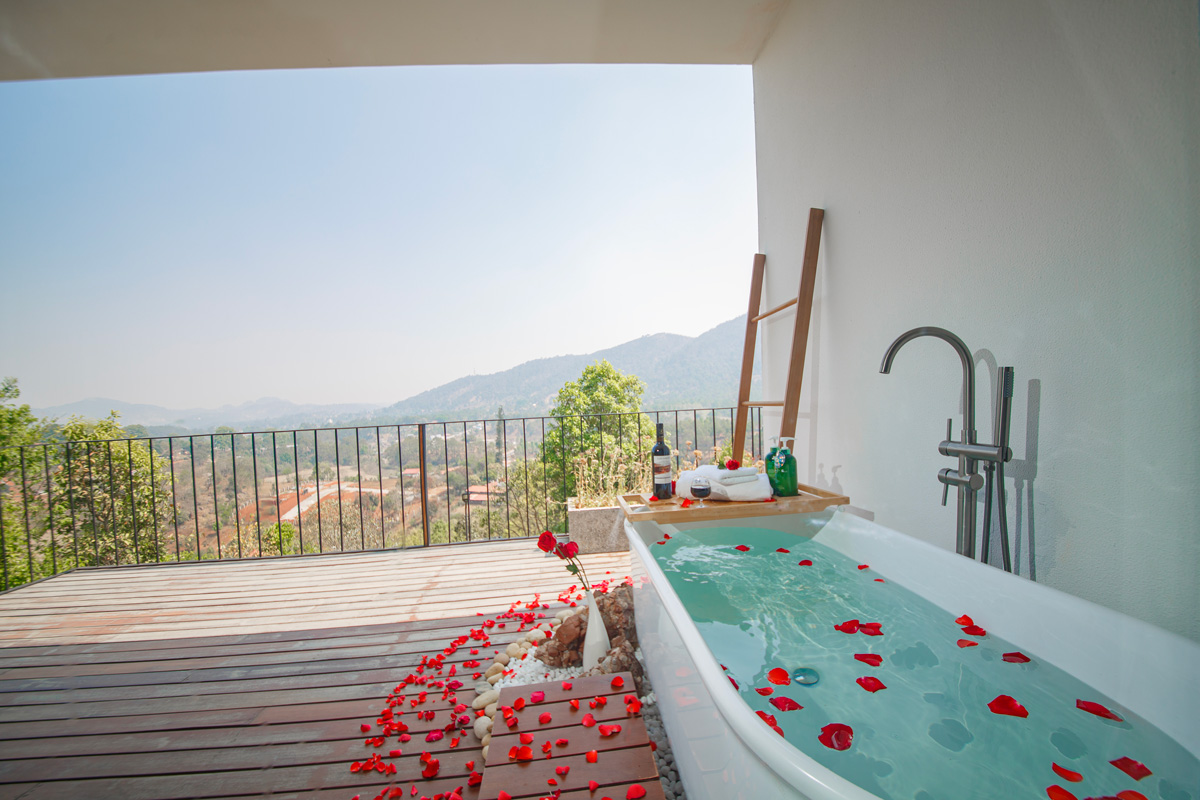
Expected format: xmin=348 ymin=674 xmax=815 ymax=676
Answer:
xmin=880 ymin=326 xmax=976 ymax=441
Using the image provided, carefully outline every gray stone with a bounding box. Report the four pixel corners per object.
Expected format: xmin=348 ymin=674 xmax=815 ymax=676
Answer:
xmin=566 ymin=498 xmax=628 ymax=554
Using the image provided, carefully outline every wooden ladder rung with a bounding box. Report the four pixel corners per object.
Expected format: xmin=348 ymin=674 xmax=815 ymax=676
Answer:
xmin=750 ymin=297 xmax=798 ymax=323
xmin=742 ymin=400 xmax=785 ymax=407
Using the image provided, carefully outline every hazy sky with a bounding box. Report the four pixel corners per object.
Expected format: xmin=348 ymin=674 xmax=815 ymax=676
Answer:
xmin=0 ymin=64 xmax=757 ymax=409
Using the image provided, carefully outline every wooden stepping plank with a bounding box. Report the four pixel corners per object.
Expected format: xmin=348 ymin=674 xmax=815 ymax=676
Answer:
xmin=478 ymin=672 xmax=661 ymax=800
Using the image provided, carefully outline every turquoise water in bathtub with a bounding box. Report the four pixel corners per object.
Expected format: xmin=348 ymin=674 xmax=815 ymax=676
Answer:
xmin=650 ymin=526 xmax=1199 ymax=800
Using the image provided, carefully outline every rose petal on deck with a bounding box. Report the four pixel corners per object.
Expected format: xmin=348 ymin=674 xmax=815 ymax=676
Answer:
xmin=598 ymin=723 xmax=622 ymax=737
xmin=585 ymin=750 xmax=598 ymax=763
xmin=818 ymin=723 xmax=853 ymax=751
xmin=1076 ymin=699 xmax=1124 ymax=721
xmin=1051 ymin=763 xmax=1082 ymax=782
xmin=520 ymin=733 xmax=534 ymax=745
xmin=854 ymin=654 xmax=883 ymax=666
xmin=581 ymin=713 xmax=596 ymax=727
xmin=1110 ymin=757 xmax=1151 ymax=780
xmin=626 ymin=786 xmax=647 ymax=800
xmin=987 ymin=695 xmax=1028 ymax=717
xmin=539 ymin=712 xmax=553 ymax=724
xmin=611 ymin=676 xmax=624 ymax=689
xmin=531 ymin=691 xmax=545 ymax=703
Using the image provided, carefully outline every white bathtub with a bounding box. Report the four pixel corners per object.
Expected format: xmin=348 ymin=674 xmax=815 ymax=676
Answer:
xmin=625 ymin=508 xmax=1200 ymax=800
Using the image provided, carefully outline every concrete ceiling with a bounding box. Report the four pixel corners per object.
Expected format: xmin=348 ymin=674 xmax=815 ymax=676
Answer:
xmin=0 ymin=0 xmax=789 ymax=81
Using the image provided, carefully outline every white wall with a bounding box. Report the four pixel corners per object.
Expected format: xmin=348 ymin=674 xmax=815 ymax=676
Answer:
xmin=752 ymin=0 xmax=1200 ymax=641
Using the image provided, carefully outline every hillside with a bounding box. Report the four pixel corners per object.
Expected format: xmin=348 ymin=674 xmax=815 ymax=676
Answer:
xmin=378 ymin=315 xmax=759 ymax=421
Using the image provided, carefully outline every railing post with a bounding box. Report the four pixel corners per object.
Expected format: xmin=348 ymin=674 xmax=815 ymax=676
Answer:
xmin=418 ymin=423 xmax=430 ymax=547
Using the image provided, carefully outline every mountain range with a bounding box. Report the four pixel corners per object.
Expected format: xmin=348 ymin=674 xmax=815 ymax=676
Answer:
xmin=34 ymin=316 xmax=759 ymax=430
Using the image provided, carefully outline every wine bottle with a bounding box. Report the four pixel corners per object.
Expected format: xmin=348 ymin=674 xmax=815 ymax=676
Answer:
xmin=651 ymin=423 xmax=672 ymax=499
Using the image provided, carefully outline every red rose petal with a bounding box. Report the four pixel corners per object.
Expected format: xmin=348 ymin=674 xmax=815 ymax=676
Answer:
xmin=611 ymin=676 xmax=624 ymax=689
xmin=360 ymin=724 xmax=371 ymax=733
xmin=735 ymin=545 xmax=750 ymax=552
xmin=857 ymin=676 xmax=887 ymax=693
xmin=755 ymin=687 xmax=774 ymax=696
xmin=531 ymin=691 xmax=545 ymax=703
xmin=585 ymin=750 xmax=598 ymax=763
xmin=835 ymin=619 xmax=860 ymax=634
xmin=798 ymin=559 xmax=813 ymax=566
xmin=556 ymin=765 xmax=570 ymax=777
xmin=988 ymin=695 xmax=1029 ymax=718
xmin=1116 ymin=791 xmax=1149 ymax=800
xmin=859 ymin=622 xmax=883 ymax=636
xmin=776 ymin=548 xmax=790 ymax=553
xmin=818 ymin=723 xmax=853 ymax=751
xmin=1045 ymin=786 xmax=1077 ymax=800
xmin=1003 ymin=652 xmax=1031 ymax=663
xmin=728 ymin=676 xmax=739 ymax=690
xmin=562 ymin=681 xmax=573 ymax=690
xmin=499 ymin=793 xmax=512 ymax=800
xmin=1051 ymin=763 xmax=1083 ymax=782
xmin=1076 ymin=699 xmax=1124 ymax=722
xmin=570 ymin=698 xmax=580 ymax=710
xmin=581 ymin=713 xmax=596 ymax=727
xmin=1109 ymin=756 xmax=1151 ymax=780
xmin=854 ymin=654 xmax=883 ymax=666
xmin=589 ymin=780 xmax=600 ymax=791
xmin=598 ymin=724 xmax=622 ymax=737
xmin=555 ymin=738 xmax=569 ymax=746
xmin=755 ymin=710 xmax=778 ymax=727
xmin=957 ymin=639 xmax=979 ymax=648
xmin=680 ymin=498 xmax=692 ymax=509
xmin=770 ymin=696 xmax=803 ymax=711
xmin=520 ymin=732 xmax=534 ymax=745
xmin=513 ymin=697 xmax=526 ymax=710
xmin=468 ymin=770 xmax=483 ymax=787
xmin=626 ymin=786 xmax=647 ymax=800
xmin=962 ymin=624 xmax=988 ymax=637
xmin=420 ymin=757 xmax=440 ymax=778
xmin=539 ymin=712 xmax=553 ymax=724
xmin=515 ymin=745 xmax=534 ymax=761
xmin=956 ymin=614 xmax=974 ymax=626
xmin=857 ymin=564 xmax=869 ymax=570
xmin=767 ymin=667 xmax=791 ymax=685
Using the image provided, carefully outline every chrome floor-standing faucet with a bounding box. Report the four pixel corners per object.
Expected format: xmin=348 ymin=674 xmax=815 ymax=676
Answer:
xmin=880 ymin=327 xmax=1012 ymax=562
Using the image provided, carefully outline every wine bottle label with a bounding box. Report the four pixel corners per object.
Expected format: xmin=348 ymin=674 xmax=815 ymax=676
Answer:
xmin=653 ymin=455 xmax=672 ymax=484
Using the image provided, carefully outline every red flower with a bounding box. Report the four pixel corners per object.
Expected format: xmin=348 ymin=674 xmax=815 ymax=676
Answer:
xmin=835 ymin=619 xmax=860 ymax=634
xmin=767 ymin=668 xmax=791 ymax=685
xmin=561 ymin=541 xmax=580 ymax=559
xmin=1076 ymin=699 xmax=1124 ymax=721
xmin=1003 ymin=652 xmax=1031 ymax=663
xmin=818 ymin=723 xmax=853 ymax=750
xmin=537 ymin=531 xmax=557 ymax=552
xmin=987 ymin=695 xmax=1029 ymax=717
xmin=755 ymin=687 xmax=774 ymax=696
xmin=961 ymin=624 xmax=988 ymax=637
xmin=854 ymin=654 xmax=883 ymax=666
xmin=726 ymin=459 xmax=740 ymax=470
xmin=1109 ymin=757 xmax=1151 ymax=780
xmin=856 ymin=677 xmax=887 ymax=693
xmin=735 ymin=545 xmax=751 ymax=552
xmin=798 ymin=559 xmax=813 ymax=566
xmin=770 ymin=696 xmax=803 ymax=711
xmin=1045 ymin=786 xmax=1078 ymax=800
xmin=1051 ymin=763 xmax=1082 ymax=782
xmin=956 ymin=639 xmax=978 ymax=648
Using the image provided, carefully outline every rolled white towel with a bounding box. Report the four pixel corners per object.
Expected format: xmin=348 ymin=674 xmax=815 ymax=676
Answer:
xmin=677 ymin=470 xmax=773 ymax=502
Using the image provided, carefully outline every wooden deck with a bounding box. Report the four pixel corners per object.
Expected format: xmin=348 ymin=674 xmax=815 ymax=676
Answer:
xmin=0 ymin=541 xmax=632 ymax=800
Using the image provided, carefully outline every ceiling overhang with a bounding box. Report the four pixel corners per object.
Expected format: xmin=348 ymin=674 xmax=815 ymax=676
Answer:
xmin=1 ymin=0 xmax=789 ymax=82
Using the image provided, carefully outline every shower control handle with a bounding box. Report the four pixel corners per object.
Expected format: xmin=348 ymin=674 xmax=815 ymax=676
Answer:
xmin=939 ymin=468 xmax=985 ymax=493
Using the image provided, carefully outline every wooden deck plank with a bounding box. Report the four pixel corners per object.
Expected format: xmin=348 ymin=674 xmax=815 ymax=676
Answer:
xmin=0 ymin=541 xmax=631 ymax=798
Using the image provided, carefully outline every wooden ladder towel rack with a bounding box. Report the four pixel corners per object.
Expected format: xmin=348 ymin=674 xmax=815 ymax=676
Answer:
xmin=732 ymin=207 xmax=824 ymax=462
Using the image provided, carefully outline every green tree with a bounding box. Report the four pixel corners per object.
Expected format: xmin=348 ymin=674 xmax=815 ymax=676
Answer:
xmin=0 ymin=378 xmax=44 ymax=480
xmin=540 ymin=360 xmax=653 ymax=514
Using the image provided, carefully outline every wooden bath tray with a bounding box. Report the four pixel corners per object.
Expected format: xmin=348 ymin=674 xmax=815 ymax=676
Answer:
xmin=617 ymin=482 xmax=848 ymax=523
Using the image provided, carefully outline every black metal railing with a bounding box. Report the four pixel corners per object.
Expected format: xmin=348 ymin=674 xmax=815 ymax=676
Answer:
xmin=0 ymin=406 xmax=764 ymax=591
